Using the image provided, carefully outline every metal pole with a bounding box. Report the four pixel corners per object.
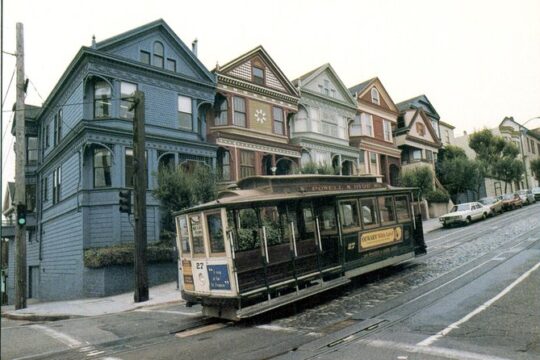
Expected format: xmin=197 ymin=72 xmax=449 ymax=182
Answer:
xmin=132 ymin=91 xmax=148 ymax=302
xmin=14 ymin=22 xmax=27 ymax=309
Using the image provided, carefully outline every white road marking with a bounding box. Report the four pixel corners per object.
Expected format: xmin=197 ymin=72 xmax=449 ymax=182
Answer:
xmin=418 ymin=261 xmax=540 ymax=347
xmin=86 ymin=350 xmax=105 ymax=356
xmin=359 ymin=339 xmax=510 ymax=360
xmin=29 ymin=324 xmax=82 ymax=348
xmin=135 ymin=309 xmax=202 ymax=316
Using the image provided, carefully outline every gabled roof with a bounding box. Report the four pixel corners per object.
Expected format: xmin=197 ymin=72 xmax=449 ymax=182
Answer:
xmin=348 ymin=77 xmax=399 ymax=113
xmin=396 ymin=108 xmax=442 ymax=147
xmin=397 ymin=94 xmax=440 ymax=120
xmin=292 ymin=63 xmax=357 ymax=109
xmin=95 ymin=19 xmax=215 ymax=84
xmin=348 ymin=78 xmax=377 ymax=96
xmin=216 ymin=45 xmax=299 ymax=97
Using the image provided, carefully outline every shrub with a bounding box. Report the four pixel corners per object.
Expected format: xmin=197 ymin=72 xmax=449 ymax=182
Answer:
xmin=84 ymin=242 xmax=175 ymax=268
xmin=425 ymin=189 xmax=450 ymax=203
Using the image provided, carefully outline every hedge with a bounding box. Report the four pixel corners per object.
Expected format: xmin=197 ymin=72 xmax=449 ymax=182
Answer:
xmin=425 ymin=189 xmax=450 ymax=203
xmin=84 ymin=243 xmax=175 ymax=269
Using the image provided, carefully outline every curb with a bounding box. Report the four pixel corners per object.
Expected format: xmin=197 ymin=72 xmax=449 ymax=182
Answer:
xmin=1 ymin=312 xmax=77 ymax=322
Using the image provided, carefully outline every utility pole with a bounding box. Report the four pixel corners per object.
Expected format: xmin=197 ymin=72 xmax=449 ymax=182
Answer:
xmin=14 ymin=22 xmax=27 ymax=309
xmin=132 ymin=91 xmax=148 ymax=302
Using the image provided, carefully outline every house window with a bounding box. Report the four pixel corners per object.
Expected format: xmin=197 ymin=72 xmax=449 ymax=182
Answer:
xmin=371 ymin=88 xmax=380 ymax=105
xmin=52 ymin=167 xmax=61 ymax=204
xmin=120 ymin=82 xmax=137 ymax=120
xmin=215 ymin=99 xmax=228 ymax=126
xmin=323 ymin=80 xmax=330 ymax=96
xmin=94 ymin=80 xmax=111 ymax=118
xmin=166 ymin=58 xmax=176 ymax=72
xmin=295 ymin=108 xmax=308 ymax=132
xmin=350 ymin=115 xmax=362 ymax=136
xmin=370 ymin=152 xmax=378 ymax=174
xmin=412 ymin=149 xmax=422 ymax=161
xmin=273 ymin=106 xmax=284 ymax=135
xmin=416 ymin=123 xmax=426 ymax=136
xmin=45 ymin=124 xmax=50 ymax=148
xmin=178 ymin=96 xmax=193 ymax=131
xmin=42 ymin=176 xmax=48 ymax=201
xmin=426 ymin=150 xmax=433 ymax=162
xmin=153 ymin=41 xmax=164 ymax=68
xmin=93 ymin=148 xmax=112 ymax=188
xmin=140 ymin=51 xmax=150 ymax=65
xmin=362 ymin=113 xmax=374 ymax=137
xmin=383 ymin=120 xmax=392 ymax=142
xmin=358 ymin=150 xmax=367 ymax=175
xmin=252 ymin=66 xmax=264 ymax=85
xmin=217 ymin=148 xmax=231 ymax=181
xmin=26 ymin=184 xmax=36 ymax=213
xmin=311 ymin=107 xmax=320 ymax=132
xmin=26 ymin=136 xmax=38 ymax=165
xmin=53 ymin=109 xmax=62 ymax=146
xmin=233 ymin=97 xmax=246 ymax=127
xmin=240 ymin=150 xmax=255 ymax=179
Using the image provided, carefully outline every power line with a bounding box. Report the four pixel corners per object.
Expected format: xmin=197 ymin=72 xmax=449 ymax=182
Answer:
xmin=2 ymin=111 xmax=14 ymax=141
xmin=28 ymin=78 xmax=45 ymax=103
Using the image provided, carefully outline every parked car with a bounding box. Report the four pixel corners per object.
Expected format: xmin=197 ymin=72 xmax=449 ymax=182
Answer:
xmin=439 ymin=202 xmax=490 ymax=227
xmin=532 ymin=187 xmax=540 ymax=201
xmin=478 ymin=196 xmax=503 ymax=216
xmin=500 ymin=193 xmax=523 ymax=210
xmin=517 ymin=189 xmax=536 ymax=205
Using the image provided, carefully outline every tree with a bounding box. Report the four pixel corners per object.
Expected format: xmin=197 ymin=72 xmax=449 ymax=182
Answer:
xmin=469 ymin=129 xmax=524 ymax=191
xmin=530 ymin=158 xmax=540 ymax=182
xmin=153 ymin=164 xmax=217 ymax=241
xmin=400 ymin=166 xmax=434 ymax=200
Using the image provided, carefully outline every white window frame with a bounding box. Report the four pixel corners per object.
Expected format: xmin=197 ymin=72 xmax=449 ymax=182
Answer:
xmin=369 ymin=152 xmax=378 ymax=175
xmin=178 ymin=95 xmax=193 ymax=131
xmin=362 ymin=113 xmax=374 ymax=137
xmin=383 ymin=120 xmax=393 ymax=142
xmin=371 ymin=88 xmax=380 ymax=105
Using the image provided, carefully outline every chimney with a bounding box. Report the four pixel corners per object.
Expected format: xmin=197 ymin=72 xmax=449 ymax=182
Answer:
xmin=91 ymin=35 xmax=96 ymax=49
xmin=192 ymin=39 xmax=198 ymax=57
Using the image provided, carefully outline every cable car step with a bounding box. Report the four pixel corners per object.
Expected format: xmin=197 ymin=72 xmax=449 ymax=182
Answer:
xmin=236 ymin=276 xmax=351 ymax=319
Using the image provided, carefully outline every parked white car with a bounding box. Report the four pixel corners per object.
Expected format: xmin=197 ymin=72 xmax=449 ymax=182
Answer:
xmin=439 ymin=202 xmax=490 ymax=227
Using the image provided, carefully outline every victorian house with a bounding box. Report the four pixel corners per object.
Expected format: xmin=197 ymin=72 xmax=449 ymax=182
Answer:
xmin=395 ymin=95 xmax=443 ymax=171
xmin=208 ymin=46 xmax=301 ymax=184
xmin=2 ymin=20 xmax=217 ymax=303
xmin=289 ymin=64 xmax=360 ymax=174
xmin=348 ymin=78 xmax=401 ymax=185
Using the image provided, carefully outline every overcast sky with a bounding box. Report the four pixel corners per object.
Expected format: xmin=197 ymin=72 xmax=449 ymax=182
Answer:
xmin=2 ymin=0 xmax=540 ymax=197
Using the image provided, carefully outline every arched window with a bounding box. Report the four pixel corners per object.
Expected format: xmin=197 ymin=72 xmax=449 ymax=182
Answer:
xmin=94 ymin=80 xmax=111 ymax=118
xmin=153 ymin=41 xmax=164 ymax=68
xmin=217 ymin=148 xmax=231 ymax=181
xmin=371 ymin=88 xmax=380 ymax=105
xmin=93 ymin=147 xmax=112 ymax=188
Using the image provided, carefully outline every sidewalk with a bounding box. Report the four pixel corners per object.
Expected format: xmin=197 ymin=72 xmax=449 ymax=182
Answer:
xmin=1 ymin=281 xmax=183 ymax=321
xmin=422 ymin=217 xmax=441 ymax=234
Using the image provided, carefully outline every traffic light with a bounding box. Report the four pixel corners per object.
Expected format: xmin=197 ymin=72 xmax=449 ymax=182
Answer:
xmin=119 ymin=190 xmax=132 ymax=214
xmin=16 ymin=204 xmax=26 ymax=227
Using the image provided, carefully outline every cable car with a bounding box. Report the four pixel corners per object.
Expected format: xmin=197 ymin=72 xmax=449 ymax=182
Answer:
xmin=174 ymin=175 xmax=426 ymax=320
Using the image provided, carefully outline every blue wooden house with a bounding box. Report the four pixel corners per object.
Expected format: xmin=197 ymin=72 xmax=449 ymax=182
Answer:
xmin=3 ymin=19 xmax=217 ymax=303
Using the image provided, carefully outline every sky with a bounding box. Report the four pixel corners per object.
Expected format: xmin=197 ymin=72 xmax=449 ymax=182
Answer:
xmin=2 ymin=0 xmax=540 ymax=199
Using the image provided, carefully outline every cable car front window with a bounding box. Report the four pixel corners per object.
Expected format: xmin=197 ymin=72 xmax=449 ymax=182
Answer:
xmin=176 ymin=215 xmax=190 ymax=255
xmin=189 ymin=214 xmax=205 ymax=255
xmin=207 ymin=212 xmax=225 ymax=254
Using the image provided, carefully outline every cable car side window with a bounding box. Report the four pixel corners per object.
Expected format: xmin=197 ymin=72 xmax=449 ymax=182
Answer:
xmin=395 ymin=195 xmax=411 ymax=222
xmin=176 ymin=215 xmax=190 ymax=255
xmin=207 ymin=212 xmax=225 ymax=254
xmin=319 ymin=205 xmax=337 ymax=234
xmin=360 ymin=198 xmax=378 ymax=229
xmin=189 ymin=214 xmax=205 ymax=255
xmin=339 ymin=200 xmax=360 ymax=232
xmin=260 ymin=206 xmax=286 ymax=246
xmin=236 ymin=208 xmax=260 ymax=251
xmin=378 ymin=196 xmax=396 ymax=225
